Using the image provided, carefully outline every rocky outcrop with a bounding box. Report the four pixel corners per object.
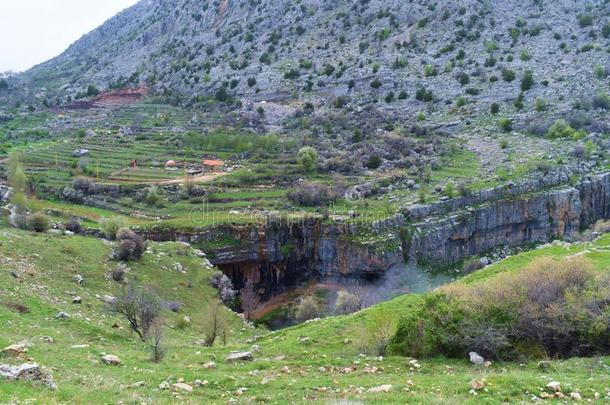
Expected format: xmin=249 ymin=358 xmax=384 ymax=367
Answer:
xmin=142 ymin=172 xmax=610 ymax=294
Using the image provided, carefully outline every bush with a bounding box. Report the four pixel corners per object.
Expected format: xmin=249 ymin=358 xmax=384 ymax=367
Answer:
xmin=65 ymin=217 xmax=82 ymax=233
xmin=144 ymin=186 xmax=164 ymax=207
xmin=288 ymin=182 xmax=337 ymax=207
xmin=546 ymin=119 xmax=587 ymax=140
xmin=101 ymin=216 xmax=128 ymax=240
xmin=149 ymin=320 xmax=166 ymax=363
xmin=297 ymin=146 xmax=318 ymax=171
xmin=114 ymin=284 xmax=162 ymax=341
xmin=501 ymin=69 xmax=515 ymax=82
xmin=28 ymin=212 xmax=50 ymax=233
xmin=592 ymin=91 xmax=610 ymax=110
xmin=520 ymin=70 xmax=534 ymax=91
xmin=294 ymin=296 xmax=323 ymax=323
xmin=497 ymin=118 xmax=512 ymax=132
xmin=490 ymin=102 xmax=500 ymax=114
xmin=202 ymin=300 xmax=228 ymax=347
xmin=357 ymin=310 xmax=395 ymax=355
xmin=577 ymin=13 xmax=593 ymax=28
xmin=209 ymin=272 xmax=236 ymax=305
xmin=116 ymin=228 xmax=145 ymax=261
xmin=390 ymin=257 xmax=610 ymax=360
xmin=334 ymin=290 xmax=361 ymax=315
xmin=415 ymin=87 xmax=433 ymax=102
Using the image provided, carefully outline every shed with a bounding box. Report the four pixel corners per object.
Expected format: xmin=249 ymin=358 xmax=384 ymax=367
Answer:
xmin=165 ymin=160 xmax=177 ymax=170
xmin=203 ymin=160 xmax=224 ymax=172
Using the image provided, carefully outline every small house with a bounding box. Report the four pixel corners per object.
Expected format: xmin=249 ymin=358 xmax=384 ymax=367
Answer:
xmin=73 ymin=148 xmax=90 ymax=157
xmin=165 ymin=160 xmax=178 ymax=170
xmin=203 ymin=159 xmax=224 ymax=173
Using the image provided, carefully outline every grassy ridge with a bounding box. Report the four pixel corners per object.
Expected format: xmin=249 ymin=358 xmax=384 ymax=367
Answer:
xmin=0 ymin=228 xmax=610 ymax=403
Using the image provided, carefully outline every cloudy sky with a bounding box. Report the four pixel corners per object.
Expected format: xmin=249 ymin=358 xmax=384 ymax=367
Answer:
xmin=0 ymin=0 xmax=139 ymax=73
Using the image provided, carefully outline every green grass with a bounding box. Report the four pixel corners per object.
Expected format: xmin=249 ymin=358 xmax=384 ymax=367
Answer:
xmin=1 ymin=227 xmax=610 ymax=403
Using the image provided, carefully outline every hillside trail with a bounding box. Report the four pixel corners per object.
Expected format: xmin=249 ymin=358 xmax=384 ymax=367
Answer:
xmin=159 ymin=172 xmax=227 ymax=185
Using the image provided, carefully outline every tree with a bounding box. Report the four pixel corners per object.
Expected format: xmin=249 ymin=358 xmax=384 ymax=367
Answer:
xmin=7 ymin=152 xmax=28 ymax=214
xmin=202 ymin=300 xmax=228 ymax=346
xmin=297 ymin=146 xmax=318 ymax=172
xmin=114 ymin=284 xmax=162 ymax=340
xmin=239 ymin=279 xmax=260 ymax=321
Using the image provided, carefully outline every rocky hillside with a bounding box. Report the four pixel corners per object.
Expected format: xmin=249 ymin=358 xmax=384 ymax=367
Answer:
xmin=19 ymin=0 xmax=610 ymax=113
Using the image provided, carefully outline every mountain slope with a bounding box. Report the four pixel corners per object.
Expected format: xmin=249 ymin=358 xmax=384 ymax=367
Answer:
xmin=22 ymin=0 xmax=610 ymax=111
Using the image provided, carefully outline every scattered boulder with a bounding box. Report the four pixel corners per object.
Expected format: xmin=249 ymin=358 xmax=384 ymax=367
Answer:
xmin=546 ymin=381 xmax=561 ymax=392
xmin=126 ymin=381 xmax=146 ymax=388
xmin=159 ymin=381 xmax=170 ymax=390
xmin=1 ymin=344 xmax=27 ymax=357
xmin=225 ymin=351 xmax=253 ymax=363
xmin=101 ymin=354 xmax=122 ymax=366
xmin=72 ymin=296 xmax=82 ymax=304
xmin=470 ymin=379 xmax=485 ymax=391
xmin=367 ymin=384 xmax=393 ymax=393
xmin=173 ymin=382 xmax=193 ymax=392
xmin=54 ymin=312 xmax=70 ymax=320
xmin=0 ymin=363 xmax=56 ymax=389
xmin=203 ymin=361 xmax=216 ymax=369
xmin=74 ymin=274 xmax=84 ymax=285
xmin=469 ymin=351 xmax=484 ymax=366
xmin=570 ymin=392 xmax=582 ymax=401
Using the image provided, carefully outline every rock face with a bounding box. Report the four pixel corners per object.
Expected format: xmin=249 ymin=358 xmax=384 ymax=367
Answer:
xmin=18 ymin=0 xmax=610 ymax=118
xmin=0 ymin=363 xmax=56 ymax=389
xmin=144 ymin=172 xmax=610 ymax=295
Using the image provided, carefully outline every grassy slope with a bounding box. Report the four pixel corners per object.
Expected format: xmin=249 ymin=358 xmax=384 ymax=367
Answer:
xmin=0 ymin=228 xmax=609 ymax=403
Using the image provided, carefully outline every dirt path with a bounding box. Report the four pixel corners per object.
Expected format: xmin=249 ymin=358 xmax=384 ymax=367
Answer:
xmin=159 ymin=172 xmax=227 ymax=185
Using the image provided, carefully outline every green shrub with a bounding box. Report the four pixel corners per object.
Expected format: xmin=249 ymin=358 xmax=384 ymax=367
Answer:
xmin=592 ymin=91 xmax=610 ymax=110
xmin=521 ymin=70 xmax=534 ymax=91
xmin=415 ymin=87 xmax=433 ymax=102
xmin=389 ymin=257 xmax=610 ymax=360
xmin=501 ymin=69 xmax=515 ymax=82
xmin=101 ymin=216 xmax=128 ymax=240
xmin=490 ymin=102 xmax=500 ymax=115
xmin=28 ymin=212 xmax=50 ymax=233
xmin=577 ymin=13 xmax=593 ymax=28
xmin=497 ymin=118 xmax=512 ymax=132
xmin=546 ymin=119 xmax=587 ymax=140
xmin=534 ymin=97 xmax=547 ymax=112
xmin=297 ymin=146 xmax=318 ymax=171
xmin=423 ymin=64 xmax=436 ymax=77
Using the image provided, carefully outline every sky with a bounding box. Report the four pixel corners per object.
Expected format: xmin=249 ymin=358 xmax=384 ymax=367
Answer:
xmin=0 ymin=0 xmax=140 ymax=73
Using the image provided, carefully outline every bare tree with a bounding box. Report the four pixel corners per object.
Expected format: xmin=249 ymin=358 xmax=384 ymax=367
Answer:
xmin=114 ymin=284 xmax=162 ymax=340
xmin=239 ymin=279 xmax=260 ymax=321
xmin=202 ymin=300 xmax=228 ymax=347
xmin=148 ymin=318 xmax=166 ymax=362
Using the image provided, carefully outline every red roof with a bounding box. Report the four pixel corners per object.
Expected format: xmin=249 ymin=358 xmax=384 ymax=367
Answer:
xmin=203 ymin=160 xmax=224 ymax=166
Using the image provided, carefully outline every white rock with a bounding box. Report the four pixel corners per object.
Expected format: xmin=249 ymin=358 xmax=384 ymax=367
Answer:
xmin=225 ymin=351 xmax=253 ymax=363
xmin=469 ymin=351 xmax=484 ymax=365
xmin=101 ymin=354 xmax=122 ymax=366
xmin=173 ymin=382 xmax=193 ymax=392
xmin=367 ymin=384 xmax=393 ymax=393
